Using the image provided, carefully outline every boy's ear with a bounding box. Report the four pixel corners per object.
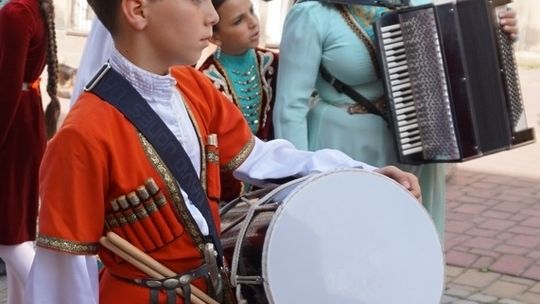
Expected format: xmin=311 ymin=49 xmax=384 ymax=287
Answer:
xmin=121 ymin=0 xmax=148 ymax=30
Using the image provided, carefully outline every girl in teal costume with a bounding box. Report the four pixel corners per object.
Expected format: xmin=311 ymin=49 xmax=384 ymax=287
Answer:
xmin=274 ymin=0 xmax=518 ymax=239
xmin=198 ymin=0 xmax=279 ymax=202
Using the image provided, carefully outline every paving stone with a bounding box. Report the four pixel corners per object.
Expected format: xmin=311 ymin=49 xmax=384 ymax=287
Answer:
xmin=445 ymin=284 xmax=476 ymax=298
xmin=463 ymin=237 xmax=503 ymax=250
xmin=496 ymin=232 xmax=517 ymax=241
xmin=499 ymin=275 xmax=537 ymax=286
xmin=491 ymin=255 xmax=535 ymax=276
xmin=522 ymin=208 xmax=540 ymax=216
xmin=498 ymin=298 xmax=526 ymax=304
xmin=522 ymin=265 xmax=540 ymax=281
xmin=447 ymin=220 xmax=476 ymax=233
xmin=483 ymin=210 xmax=513 ymax=219
xmin=447 ymin=213 xmax=477 ymax=222
xmin=494 ymin=244 xmax=529 ymax=255
xmin=470 ymin=182 xmax=500 ymax=190
xmin=453 ymin=269 xmax=501 ymax=288
xmin=479 ymin=219 xmax=516 ymax=231
xmin=441 ymin=294 xmax=461 ymax=304
xmin=509 ymin=213 xmax=529 ymax=221
xmin=530 ymin=282 xmax=540 ymax=294
xmin=446 ymin=265 xmax=466 ymax=278
xmin=522 ymin=217 xmax=540 ymax=228
xmin=455 ymin=204 xmax=490 ymax=215
xmin=526 ymin=250 xmax=540 ymax=259
xmin=471 ymin=256 xmax=496 ymax=269
xmin=453 ymin=300 xmax=479 ymax=304
xmin=493 ymin=202 xmax=530 ymax=213
xmin=468 ymin=293 xmax=499 ymax=303
xmin=506 ymin=234 xmax=540 ymax=248
xmin=467 ymin=188 xmax=503 ymax=200
xmin=470 ymin=248 xmax=501 ymax=258
xmin=482 ymin=281 xmax=529 ymax=299
xmin=509 ymin=225 xmax=540 ymax=235
xmin=517 ymin=292 xmax=540 ymax=304
xmin=446 ymin=251 xmax=479 ymax=268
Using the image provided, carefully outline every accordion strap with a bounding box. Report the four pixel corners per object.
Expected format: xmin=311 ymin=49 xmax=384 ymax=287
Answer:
xmin=319 ymin=65 xmax=388 ymax=122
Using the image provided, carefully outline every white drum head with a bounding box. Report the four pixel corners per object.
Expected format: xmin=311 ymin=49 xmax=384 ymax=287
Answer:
xmin=262 ymin=169 xmax=444 ymax=304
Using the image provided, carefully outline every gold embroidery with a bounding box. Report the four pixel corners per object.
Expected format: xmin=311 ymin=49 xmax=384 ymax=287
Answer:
xmin=207 ymin=150 xmax=219 ymax=163
xmin=125 ymin=211 xmax=138 ymax=223
xmin=213 ymin=54 xmax=265 ymax=133
xmin=256 ymin=49 xmax=275 ymax=130
xmin=37 ymin=235 xmax=98 ymax=254
xmin=223 ymin=136 xmax=255 ymax=171
xmin=182 ymin=101 xmax=207 ymax=193
xmin=338 ymin=5 xmax=381 ymax=76
xmin=138 ymin=133 xmax=207 ymax=257
xmin=106 ymin=214 xmax=119 ymax=228
xmin=134 ymin=205 xmax=150 ymax=218
xmin=155 ymin=194 xmax=167 ymax=207
xmin=115 ymin=214 xmax=128 ymax=225
xmin=143 ymin=200 xmax=159 ymax=214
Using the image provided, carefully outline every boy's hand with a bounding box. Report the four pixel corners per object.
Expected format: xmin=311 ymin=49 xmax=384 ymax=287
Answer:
xmin=499 ymin=9 xmax=519 ymax=41
xmin=375 ymin=166 xmax=422 ymax=202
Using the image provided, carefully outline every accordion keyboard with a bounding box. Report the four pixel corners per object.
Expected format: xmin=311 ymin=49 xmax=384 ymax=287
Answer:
xmin=380 ymin=8 xmax=460 ymax=160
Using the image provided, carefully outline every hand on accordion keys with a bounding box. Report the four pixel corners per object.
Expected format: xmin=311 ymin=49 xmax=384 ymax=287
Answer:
xmin=375 ymin=166 xmax=422 ymax=202
xmin=499 ymin=7 xmax=519 ymax=41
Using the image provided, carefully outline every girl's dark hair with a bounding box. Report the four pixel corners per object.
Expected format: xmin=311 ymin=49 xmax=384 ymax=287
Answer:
xmin=39 ymin=0 xmax=60 ymax=139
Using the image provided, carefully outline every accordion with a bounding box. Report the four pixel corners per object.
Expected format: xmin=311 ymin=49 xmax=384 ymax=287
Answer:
xmin=374 ymin=0 xmax=535 ymax=165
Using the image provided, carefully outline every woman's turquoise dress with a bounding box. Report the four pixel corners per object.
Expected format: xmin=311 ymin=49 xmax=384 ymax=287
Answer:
xmin=274 ymin=0 xmax=446 ymax=239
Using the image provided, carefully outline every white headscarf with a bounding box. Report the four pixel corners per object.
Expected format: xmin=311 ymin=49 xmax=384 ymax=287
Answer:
xmin=70 ymin=18 xmax=114 ymax=108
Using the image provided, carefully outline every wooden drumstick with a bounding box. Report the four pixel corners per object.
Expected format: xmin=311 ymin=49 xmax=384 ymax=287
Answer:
xmin=105 ymin=232 xmax=219 ymax=304
xmin=99 ymin=237 xmax=206 ymax=304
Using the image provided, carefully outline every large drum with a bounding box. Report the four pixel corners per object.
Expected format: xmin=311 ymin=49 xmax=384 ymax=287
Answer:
xmin=220 ymin=168 xmax=444 ymax=304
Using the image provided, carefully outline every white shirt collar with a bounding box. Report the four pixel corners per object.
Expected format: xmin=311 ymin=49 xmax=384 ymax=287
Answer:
xmin=109 ymin=48 xmax=177 ymax=103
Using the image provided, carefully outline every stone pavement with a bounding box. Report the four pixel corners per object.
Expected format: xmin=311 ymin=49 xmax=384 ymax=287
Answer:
xmin=437 ymin=67 xmax=540 ymax=304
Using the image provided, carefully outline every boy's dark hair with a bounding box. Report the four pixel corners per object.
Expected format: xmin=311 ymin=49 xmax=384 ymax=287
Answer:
xmin=87 ymin=0 xmax=122 ymax=35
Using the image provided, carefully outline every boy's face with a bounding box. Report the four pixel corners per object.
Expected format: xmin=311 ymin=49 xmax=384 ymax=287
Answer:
xmin=145 ymin=0 xmax=219 ymax=66
xmin=212 ymin=0 xmax=259 ymax=55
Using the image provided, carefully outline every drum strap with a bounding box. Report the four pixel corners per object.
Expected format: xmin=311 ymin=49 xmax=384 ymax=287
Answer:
xmin=85 ymin=63 xmax=225 ymax=267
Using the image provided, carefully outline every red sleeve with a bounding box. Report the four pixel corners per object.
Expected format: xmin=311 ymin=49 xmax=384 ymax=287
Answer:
xmin=37 ymin=123 xmax=108 ymax=255
xmin=0 ymin=3 xmax=35 ymax=145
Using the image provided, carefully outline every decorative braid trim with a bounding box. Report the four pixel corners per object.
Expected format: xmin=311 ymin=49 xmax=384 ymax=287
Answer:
xmin=37 ymin=235 xmax=98 ymax=255
xmin=337 ymin=4 xmax=381 ymax=77
xmin=223 ymin=136 xmax=255 ymax=171
xmin=138 ymin=133 xmax=207 ymax=256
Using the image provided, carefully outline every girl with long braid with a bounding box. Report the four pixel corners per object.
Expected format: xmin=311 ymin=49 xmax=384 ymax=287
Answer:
xmin=0 ymin=0 xmax=59 ymax=302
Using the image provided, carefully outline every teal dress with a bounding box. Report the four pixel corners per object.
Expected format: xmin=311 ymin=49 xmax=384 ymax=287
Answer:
xmin=274 ymin=0 xmax=446 ymax=239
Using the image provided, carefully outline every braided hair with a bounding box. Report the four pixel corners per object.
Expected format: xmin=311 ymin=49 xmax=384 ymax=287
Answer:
xmin=38 ymin=0 xmax=60 ymax=139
